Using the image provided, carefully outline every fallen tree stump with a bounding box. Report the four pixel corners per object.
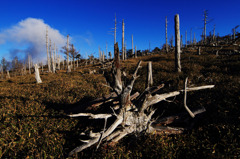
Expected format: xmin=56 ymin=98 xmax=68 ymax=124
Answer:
xmin=67 ymin=43 xmax=214 ymax=156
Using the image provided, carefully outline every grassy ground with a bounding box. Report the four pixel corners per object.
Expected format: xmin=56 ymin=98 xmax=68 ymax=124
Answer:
xmin=0 ymin=52 xmax=239 ymax=158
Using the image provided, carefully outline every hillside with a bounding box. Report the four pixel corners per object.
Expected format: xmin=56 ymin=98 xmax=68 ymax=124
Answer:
xmin=0 ymin=52 xmax=239 ymax=158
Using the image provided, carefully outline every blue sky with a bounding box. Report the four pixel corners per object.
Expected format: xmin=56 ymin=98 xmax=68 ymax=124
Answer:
xmin=0 ymin=0 xmax=239 ymax=62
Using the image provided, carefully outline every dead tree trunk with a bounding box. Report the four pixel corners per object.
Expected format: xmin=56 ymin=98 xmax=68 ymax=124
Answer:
xmin=67 ymin=34 xmax=69 ymax=71
xmin=54 ymin=43 xmax=56 ymax=70
xmin=124 ymin=43 xmax=127 ymax=60
xmin=112 ymin=42 xmax=122 ymax=95
xmin=122 ymin=19 xmax=125 ymax=60
xmin=67 ymin=65 xmax=71 ymax=73
xmin=114 ymin=14 xmax=117 ymax=45
xmin=51 ymin=42 xmax=56 ymax=73
xmin=132 ymin=34 xmax=134 ymax=57
xmin=198 ymin=47 xmax=201 ymax=55
xmin=146 ymin=61 xmax=153 ymax=89
xmin=6 ymin=70 xmax=10 ymax=79
xmin=49 ymin=39 xmax=52 ymax=72
xmin=165 ymin=16 xmax=168 ymax=53
xmin=58 ymin=55 xmax=60 ymax=70
xmin=175 ymin=14 xmax=181 ymax=72
xmin=1 ymin=66 xmax=3 ymax=79
xmin=204 ymin=10 xmax=207 ymax=43
xmin=135 ymin=46 xmax=137 ymax=58
xmin=233 ymin=28 xmax=236 ymax=41
xmin=34 ymin=64 xmax=42 ymax=84
xmin=28 ymin=54 xmax=31 ymax=75
xmin=46 ymin=26 xmax=51 ymax=73
xmin=72 ymin=44 xmax=75 ymax=70
xmin=106 ymin=42 xmax=108 ymax=60
xmin=109 ymin=51 xmax=112 ymax=59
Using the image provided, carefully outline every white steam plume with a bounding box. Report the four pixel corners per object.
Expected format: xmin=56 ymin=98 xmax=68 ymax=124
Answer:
xmin=0 ymin=17 xmax=66 ymax=63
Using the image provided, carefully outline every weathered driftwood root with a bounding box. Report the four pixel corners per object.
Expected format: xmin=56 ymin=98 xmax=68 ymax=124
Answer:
xmin=67 ymin=44 xmax=215 ymax=156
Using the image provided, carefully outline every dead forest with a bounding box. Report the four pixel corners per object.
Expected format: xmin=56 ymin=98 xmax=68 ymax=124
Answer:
xmin=0 ymin=14 xmax=240 ymax=158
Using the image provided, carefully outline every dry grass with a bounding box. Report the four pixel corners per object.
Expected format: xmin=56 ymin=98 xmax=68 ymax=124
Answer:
xmin=0 ymin=52 xmax=239 ymax=158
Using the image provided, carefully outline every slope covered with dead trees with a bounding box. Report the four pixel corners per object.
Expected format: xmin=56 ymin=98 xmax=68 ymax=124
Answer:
xmin=67 ymin=43 xmax=214 ymax=156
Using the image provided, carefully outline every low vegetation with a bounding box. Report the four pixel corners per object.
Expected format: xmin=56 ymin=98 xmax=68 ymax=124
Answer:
xmin=0 ymin=52 xmax=239 ymax=158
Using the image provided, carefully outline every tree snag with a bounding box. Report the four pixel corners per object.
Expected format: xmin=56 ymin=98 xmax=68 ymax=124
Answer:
xmin=175 ymin=14 xmax=181 ymax=72
xmin=6 ymin=70 xmax=10 ymax=79
xmin=34 ymin=64 xmax=42 ymax=84
xmin=165 ymin=16 xmax=168 ymax=53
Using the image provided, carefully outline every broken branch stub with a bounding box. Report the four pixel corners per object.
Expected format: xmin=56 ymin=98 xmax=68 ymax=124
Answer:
xmin=68 ymin=60 xmax=215 ymax=156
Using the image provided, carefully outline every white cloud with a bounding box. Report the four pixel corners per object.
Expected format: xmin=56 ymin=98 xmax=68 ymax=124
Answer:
xmin=0 ymin=17 xmax=66 ymax=63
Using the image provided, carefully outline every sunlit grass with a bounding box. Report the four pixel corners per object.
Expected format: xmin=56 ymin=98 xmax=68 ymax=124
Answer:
xmin=0 ymin=53 xmax=239 ymax=158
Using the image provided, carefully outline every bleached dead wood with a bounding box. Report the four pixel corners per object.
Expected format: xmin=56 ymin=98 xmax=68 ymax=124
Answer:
xmin=67 ymin=43 xmax=215 ymax=156
xmin=175 ymin=14 xmax=181 ymax=72
xmin=28 ymin=54 xmax=31 ymax=75
xmin=67 ymin=35 xmax=69 ymax=70
xmin=67 ymin=65 xmax=71 ymax=73
xmin=34 ymin=64 xmax=42 ymax=84
xmin=6 ymin=70 xmax=10 ymax=79
xmin=112 ymin=42 xmax=122 ymax=95
xmin=146 ymin=61 xmax=153 ymax=89
xmin=69 ymin=113 xmax=112 ymax=119
xmin=198 ymin=47 xmax=201 ymax=55
xmin=165 ymin=16 xmax=168 ymax=53
xmin=46 ymin=26 xmax=51 ymax=73
xmin=122 ymin=19 xmax=125 ymax=60
xmin=184 ymin=77 xmax=195 ymax=118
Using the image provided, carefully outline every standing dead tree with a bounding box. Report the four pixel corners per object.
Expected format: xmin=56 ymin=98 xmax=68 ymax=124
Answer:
xmin=122 ymin=19 xmax=125 ymax=60
xmin=6 ymin=70 xmax=10 ymax=79
xmin=67 ymin=42 xmax=214 ymax=156
xmin=203 ymin=10 xmax=213 ymax=44
xmin=203 ymin=10 xmax=207 ymax=43
xmin=67 ymin=35 xmax=69 ymax=71
xmin=135 ymin=46 xmax=137 ymax=58
xmin=175 ymin=14 xmax=181 ymax=72
xmin=106 ymin=42 xmax=108 ymax=60
xmin=46 ymin=26 xmax=51 ymax=73
xmin=51 ymin=42 xmax=56 ymax=73
xmin=114 ymin=14 xmax=117 ymax=45
xmin=28 ymin=54 xmax=31 ymax=74
xmin=34 ymin=64 xmax=42 ymax=84
xmin=132 ymin=34 xmax=134 ymax=57
xmin=0 ymin=66 xmax=3 ymax=79
xmin=165 ymin=16 xmax=168 ymax=53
